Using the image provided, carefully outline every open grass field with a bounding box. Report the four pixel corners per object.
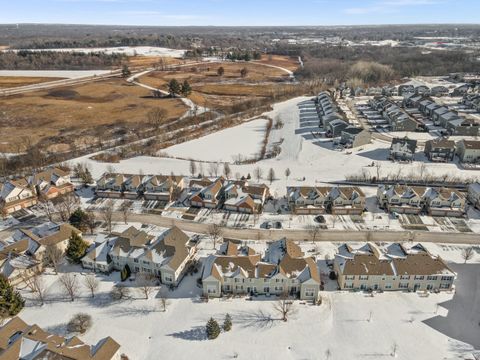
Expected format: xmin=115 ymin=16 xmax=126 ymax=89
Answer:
xmin=127 ymin=55 xmax=187 ymax=68
xmin=257 ymin=54 xmax=301 ymax=72
xmin=0 ymin=76 xmax=65 ymax=88
xmin=0 ymin=77 xmax=187 ymax=153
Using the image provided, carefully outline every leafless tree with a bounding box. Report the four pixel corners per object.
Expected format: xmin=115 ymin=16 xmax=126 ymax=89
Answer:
xmin=273 ymin=291 xmax=296 ymax=322
xmin=102 ymin=200 xmax=114 ymax=233
xmin=40 ymin=199 xmax=56 ymax=221
xmin=147 ymin=108 xmax=168 ymax=131
xmin=375 ymin=162 xmax=382 ymax=181
xmin=158 ymin=287 xmax=170 ymax=312
xmin=120 ymin=201 xmax=130 ymax=225
xmin=85 ymin=210 xmax=97 ymax=234
xmin=136 ymin=274 xmax=156 ymax=299
xmin=57 ymin=192 xmax=79 ymax=221
xmin=32 ymin=275 xmax=49 ymax=305
xmin=110 ymin=284 xmax=131 ymax=301
xmin=254 ymin=167 xmax=263 ymax=182
xmin=189 ymin=159 xmax=197 ymax=177
xmin=44 ymin=245 xmax=63 ymax=274
xmin=59 ymin=273 xmax=80 ymax=302
xmin=307 ymin=224 xmax=321 ymax=243
xmin=285 ymin=168 xmax=291 ymax=182
xmin=20 ymin=270 xmax=39 ymax=293
xmin=208 ymin=223 xmax=223 ymax=250
xmin=267 ymin=168 xmax=275 ymax=184
xmin=83 ymin=274 xmax=99 ymax=298
xmin=461 ymin=247 xmax=474 ymax=263
xmin=223 ymin=162 xmax=231 ymax=179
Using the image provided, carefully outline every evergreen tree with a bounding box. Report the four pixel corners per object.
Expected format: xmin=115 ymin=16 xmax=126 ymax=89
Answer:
xmin=69 ymin=208 xmax=89 ymax=232
xmin=181 ymin=80 xmax=192 ymax=97
xmin=66 ymin=231 xmax=89 ymax=263
xmin=168 ymin=79 xmax=181 ymax=97
xmin=0 ymin=275 xmax=24 ymax=316
xmin=206 ymin=317 xmax=221 ymax=340
xmin=121 ymin=64 xmax=131 ymax=78
xmin=223 ymin=313 xmax=232 ymax=332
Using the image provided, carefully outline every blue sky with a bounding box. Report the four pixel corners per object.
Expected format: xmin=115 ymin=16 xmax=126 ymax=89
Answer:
xmin=1 ymin=0 xmax=479 ymax=26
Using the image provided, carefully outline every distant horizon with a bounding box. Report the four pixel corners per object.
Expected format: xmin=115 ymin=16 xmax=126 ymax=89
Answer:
xmin=2 ymin=0 xmax=479 ymax=27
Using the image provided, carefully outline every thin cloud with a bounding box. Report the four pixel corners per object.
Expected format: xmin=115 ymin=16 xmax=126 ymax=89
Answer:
xmin=345 ymin=0 xmax=444 ymax=15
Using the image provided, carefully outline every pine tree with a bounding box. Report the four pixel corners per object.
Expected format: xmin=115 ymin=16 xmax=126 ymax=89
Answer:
xmin=69 ymin=208 xmax=89 ymax=232
xmin=168 ymin=79 xmax=181 ymax=97
xmin=181 ymin=80 xmax=192 ymax=97
xmin=206 ymin=317 xmax=221 ymax=340
xmin=66 ymin=231 xmax=89 ymax=264
xmin=0 ymin=275 xmax=24 ymax=316
xmin=223 ymin=313 xmax=232 ymax=332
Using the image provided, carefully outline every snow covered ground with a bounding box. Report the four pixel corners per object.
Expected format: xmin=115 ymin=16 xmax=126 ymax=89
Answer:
xmin=0 ymin=70 xmax=112 ymax=78
xmin=6 ymin=46 xmax=186 ymax=58
xmin=162 ymin=119 xmax=269 ymax=162
xmin=16 ymin=229 xmax=480 ymax=360
xmin=70 ymin=96 xmax=480 ymax=198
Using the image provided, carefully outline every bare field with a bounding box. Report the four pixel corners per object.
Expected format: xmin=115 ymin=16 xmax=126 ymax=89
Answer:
xmin=127 ymin=56 xmax=187 ymax=68
xmin=0 ymin=76 xmax=65 ymax=88
xmin=0 ymin=78 xmax=187 ymax=152
xmin=257 ymin=54 xmax=301 ymax=72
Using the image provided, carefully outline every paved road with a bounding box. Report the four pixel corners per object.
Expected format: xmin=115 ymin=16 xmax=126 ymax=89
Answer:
xmin=108 ymin=212 xmax=480 ymax=244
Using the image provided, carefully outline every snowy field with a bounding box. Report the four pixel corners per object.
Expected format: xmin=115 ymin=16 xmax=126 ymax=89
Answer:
xmin=0 ymin=70 xmax=112 ymax=79
xmin=16 ymin=231 xmax=480 ymax=360
xmin=163 ymin=119 xmax=269 ymax=162
xmin=70 ymin=96 xmax=480 ymax=198
xmin=7 ymin=46 xmax=186 ymax=58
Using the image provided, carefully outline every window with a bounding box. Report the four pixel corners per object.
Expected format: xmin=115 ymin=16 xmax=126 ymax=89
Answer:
xmin=440 ymin=283 xmax=451 ymax=289
xmin=414 ymin=275 xmax=424 ymax=280
xmin=385 ymin=284 xmax=392 ymax=289
xmin=134 ymin=259 xmax=139 ymax=263
xmin=224 ymin=285 xmax=230 ymax=291
xmin=359 ymin=275 xmax=368 ymax=280
xmin=345 ymin=275 xmax=355 ymax=280
xmin=399 ymin=283 xmax=409 ymax=289
xmin=441 ymin=276 xmax=452 ymax=281
xmin=400 ymin=275 xmax=410 ymax=280
xmin=263 ymin=287 xmax=270 ymax=293
xmin=274 ymin=286 xmax=283 ymax=292
xmin=305 ymin=288 xmax=315 ymax=297
xmin=427 ymin=276 xmax=437 ymax=281
xmin=344 ymin=283 xmax=354 ymax=289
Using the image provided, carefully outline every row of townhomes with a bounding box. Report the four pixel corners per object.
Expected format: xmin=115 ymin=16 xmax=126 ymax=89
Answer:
xmin=188 ymin=177 xmax=270 ymax=214
xmin=377 ymin=184 xmax=466 ymax=217
xmin=0 ymin=222 xmax=80 ymax=285
xmin=202 ymin=239 xmax=320 ymax=300
xmin=0 ymin=317 xmax=121 ymax=360
xmin=96 ymin=173 xmax=186 ymax=201
xmin=316 ymin=92 xmax=350 ymax=137
xmin=0 ymin=167 xmax=74 ymax=216
xmin=82 ymin=226 xmax=197 ymax=286
xmin=334 ymin=242 xmax=456 ymax=292
xmin=369 ymin=97 xmax=419 ymax=131
xmin=390 ymin=137 xmax=480 ymax=164
xmin=404 ymin=94 xmax=479 ymax=136
xmin=287 ymin=186 xmax=366 ymax=215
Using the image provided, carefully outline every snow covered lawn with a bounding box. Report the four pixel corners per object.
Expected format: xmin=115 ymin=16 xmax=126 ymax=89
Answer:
xmin=0 ymin=70 xmax=112 ymax=79
xmin=163 ymin=119 xmax=269 ymax=162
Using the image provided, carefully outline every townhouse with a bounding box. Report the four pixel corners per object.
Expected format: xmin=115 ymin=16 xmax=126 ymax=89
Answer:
xmin=445 ymin=117 xmax=479 ymax=136
xmin=103 ymin=226 xmax=197 ymax=286
xmin=202 ymin=239 xmax=320 ymax=301
xmin=0 ymin=179 xmax=37 ymax=216
xmin=424 ymin=138 xmax=456 ymax=162
xmin=325 ymin=118 xmax=349 ymax=138
xmin=382 ymin=102 xmax=418 ymax=131
xmin=340 ymin=126 xmax=371 ymax=148
xmin=223 ymin=182 xmax=269 ymax=214
xmin=456 ymin=139 xmax=480 ymax=164
xmin=29 ymin=167 xmax=74 ymax=200
xmin=389 ymin=137 xmax=417 ymax=162
xmin=377 ymin=184 xmax=466 ymax=216
xmin=0 ymin=317 xmax=121 ymax=360
xmin=143 ymin=175 xmax=186 ymax=201
xmin=334 ymin=242 xmax=456 ymax=292
xmin=287 ymin=186 xmax=365 ymax=215
xmin=189 ymin=177 xmax=225 ymax=209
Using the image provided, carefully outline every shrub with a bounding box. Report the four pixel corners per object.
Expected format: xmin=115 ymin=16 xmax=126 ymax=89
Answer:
xmin=206 ymin=318 xmax=221 ymax=340
xmin=67 ymin=313 xmax=92 ymax=334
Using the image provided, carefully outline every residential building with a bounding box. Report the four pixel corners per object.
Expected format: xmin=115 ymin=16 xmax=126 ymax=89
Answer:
xmin=143 ymin=175 xmax=186 ymax=201
xmin=446 ymin=118 xmax=479 ymax=136
xmin=334 ymin=243 xmax=456 ymax=292
xmin=340 ymin=126 xmax=371 ymax=148
xmin=424 ymin=138 xmax=456 ymax=162
xmin=0 ymin=316 xmax=121 ymax=360
xmin=0 ymin=179 xmax=37 ymax=216
xmin=432 ymin=106 xmax=449 ymax=125
xmin=223 ymin=182 xmax=269 ymax=214
xmin=202 ymin=239 xmax=320 ymax=300
xmin=287 ymin=186 xmax=365 ymax=215
xmin=377 ymin=184 xmax=466 ymax=216
xmin=96 ymin=173 xmax=129 ymax=198
xmin=383 ymin=103 xmax=418 ymax=131
xmin=108 ymin=226 xmax=196 ymax=286
xmin=456 ymin=140 xmax=480 ymax=163
xmin=189 ymin=177 xmax=225 ymax=208
xmin=467 ymin=182 xmax=480 ymax=210
xmin=29 ymin=167 xmax=74 ymax=200
xmin=325 ymin=118 xmax=349 ymax=138
xmin=81 ymin=235 xmax=115 ymax=273
xmin=389 ymin=137 xmax=417 ymax=162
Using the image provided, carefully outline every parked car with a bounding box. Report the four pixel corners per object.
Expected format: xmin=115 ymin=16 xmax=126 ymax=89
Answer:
xmin=262 ymin=221 xmax=273 ymax=229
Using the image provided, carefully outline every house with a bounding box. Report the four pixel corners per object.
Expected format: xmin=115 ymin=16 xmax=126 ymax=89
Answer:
xmin=96 ymin=173 xmax=128 ymax=198
xmin=340 ymin=126 xmax=371 ymax=148
xmin=0 ymin=222 xmax=80 ymax=284
xmin=81 ymin=235 xmax=115 ymax=273
xmin=438 ymin=111 xmax=460 ymax=128
xmin=467 ymin=182 xmax=480 ymax=210
xmin=334 ymin=243 xmax=456 ymax=292
xmin=430 ymin=86 xmax=449 ymax=97
xmin=403 ymin=94 xmax=423 ymax=108
xmin=189 ymin=177 xmax=225 ymax=209
xmin=29 ymin=167 xmax=74 ymax=200
xmin=377 ymin=184 xmax=424 ymax=214
xmin=325 ymin=118 xmax=349 ymax=138
xmin=456 ymin=140 xmax=480 ymax=163
xmin=223 ymin=182 xmax=269 ymax=214
xmin=377 ymin=184 xmax=466 ymax=216
xmin=389 ymin=137 xmax=417 ymax=162
xmin=0 ymin=179 xmax=37 ymax=216
xmin=122 ymin=175 xmax=144 ymax=199
xmin=109 ymin=226 xmax=196 ymax=286
xmin=287 ymin=186 xmax=366 ymax=215
xmin=424 ymin=138 xmax=456 ymax=162
xmin=382 ymin=103 xmax=418 ymax=131
xmin=398 ymin=84 xmax=414 ymax=95
xmin=0 ymin=316 xmax=121 ymax=360
xmin=431 ymin=106 xmax=449 ymax=125
xmin=446 ymin=118 xmax=479 ymax=136
xmin=143 ymin=175 xmax=186 ymax=201
xmin=202 ymin=239 xmax=320 ymax=301
xmin=424 ymin=102 xmax=441 ymax=117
